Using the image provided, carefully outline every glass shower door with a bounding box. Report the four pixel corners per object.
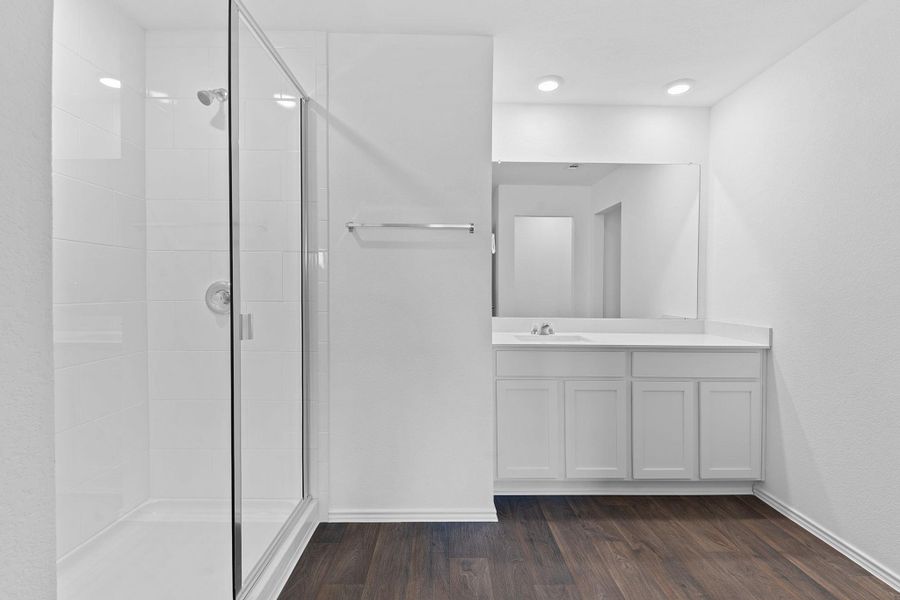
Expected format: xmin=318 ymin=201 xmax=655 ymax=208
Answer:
xmin=228 ymin=2 xmax=307 ymax=593
xmin=51 ymin=0 xmax=307 ymax=596
xmin=52 ymin=1 xmax=236 ymax=598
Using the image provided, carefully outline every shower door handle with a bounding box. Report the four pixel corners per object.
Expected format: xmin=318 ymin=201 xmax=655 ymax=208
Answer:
xmin=240 ymin=313 xmax=254 ymax=341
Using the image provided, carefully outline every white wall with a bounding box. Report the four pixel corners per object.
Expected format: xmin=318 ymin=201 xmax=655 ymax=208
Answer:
xmin=0 ymin=0 xmax=56 ymax=597
xmin=708 ymin=0 xmax=900 ymax=583
xmin=328 ymin=33 xmax=496 ymax=519
xmin=493 ymin=103 xmax=710 ymax=316
xmin=493 ymin=104 xmax=709 ymax=165
xmin=592 ymin=165 xmax=699 ymax=318
xmin=494 ymin=184 xmax=593 ymax=316
xmin=51 ymin=0 xmax=149 ymax=557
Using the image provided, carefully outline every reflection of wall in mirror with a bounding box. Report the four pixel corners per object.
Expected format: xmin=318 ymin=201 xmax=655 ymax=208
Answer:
xmin=591 ymin=165 xmax=698 ymax=318
xmin=595 ymin=203 xmax=621 ymax=317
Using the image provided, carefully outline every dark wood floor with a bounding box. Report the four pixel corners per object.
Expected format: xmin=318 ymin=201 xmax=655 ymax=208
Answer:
xmin=278 ymin=495 xmax=898 ymax=600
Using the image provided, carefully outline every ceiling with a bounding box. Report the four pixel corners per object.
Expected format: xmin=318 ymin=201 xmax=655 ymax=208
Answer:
xmin=493 ymin=162 xmax=624 ymax=187
xmin=116 ymin=0 xmax=867 ymax=106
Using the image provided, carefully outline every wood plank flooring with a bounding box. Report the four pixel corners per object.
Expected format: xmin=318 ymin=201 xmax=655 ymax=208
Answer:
xmin=278 ymin=496 xmax=898 ymax=600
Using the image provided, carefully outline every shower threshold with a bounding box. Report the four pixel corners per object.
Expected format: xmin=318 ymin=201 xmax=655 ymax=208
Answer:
xmin=57 ymin=498 xmax=296 ymax=600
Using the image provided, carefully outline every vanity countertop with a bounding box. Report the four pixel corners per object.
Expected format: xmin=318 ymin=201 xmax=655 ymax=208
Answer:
xmin=492 ymin=331 xmax=770 ymax=349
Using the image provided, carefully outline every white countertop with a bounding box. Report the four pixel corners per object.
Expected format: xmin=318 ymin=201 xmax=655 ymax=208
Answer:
xmin=492 ymin=331 xmax=770 ymax=349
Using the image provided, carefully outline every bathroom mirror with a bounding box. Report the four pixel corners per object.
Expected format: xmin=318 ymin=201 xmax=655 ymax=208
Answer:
xmin=492 ymin=162 xmax=700 ymax=319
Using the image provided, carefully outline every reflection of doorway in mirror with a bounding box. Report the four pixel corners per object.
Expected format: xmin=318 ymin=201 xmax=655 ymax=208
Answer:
xmin=513 ymin=216 xmax=575 ymax=316
xmin=592 ymin=204 xmax=622 ymax=317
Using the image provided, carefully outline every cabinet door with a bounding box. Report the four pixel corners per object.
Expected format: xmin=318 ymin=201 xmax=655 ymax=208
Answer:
xmin=564 ymin=381 xmax=627 ymax=479
xmin=700 ymin=382 xmax=762 ymax=480
xmin=496 ymin=380 xmax=562 ymax=479
xmin=632 ymin=381 xmax=697 ymax=480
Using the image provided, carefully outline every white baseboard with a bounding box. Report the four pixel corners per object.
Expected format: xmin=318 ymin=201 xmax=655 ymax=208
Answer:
xmin=238 ymin=497 xmax=320 ymax=600
xmin=753 ymin=487 xmax=900 ymax=593
xmin=328 ymin=508 xmax=498 ymax=523
xmin=495 ymin=480 xmax=755 ymax=496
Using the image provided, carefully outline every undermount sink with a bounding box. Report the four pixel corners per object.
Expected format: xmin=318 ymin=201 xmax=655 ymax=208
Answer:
xmin=514 ymin=334 xmax=589 ymax=343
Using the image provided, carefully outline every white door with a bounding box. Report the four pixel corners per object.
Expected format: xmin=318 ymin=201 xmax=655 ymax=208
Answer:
xmin=699 ymin=381 xmax=762 ymax=479
xmin=632 ymin=381 xmax=697 ymax=480
xmin=496 ymin=380 xmax=563 ymax=479
xmin=564 ymin=381 xmax=628 ymax=479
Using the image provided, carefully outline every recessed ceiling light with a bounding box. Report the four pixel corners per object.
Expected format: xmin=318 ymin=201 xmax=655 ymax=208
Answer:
xmin=537 ymin=75 xmax=563 ymax=92
xmin=99 ymin=77 xmax=122 ymax=89
xmin=666 ymin=79 xmax=694 ymax=96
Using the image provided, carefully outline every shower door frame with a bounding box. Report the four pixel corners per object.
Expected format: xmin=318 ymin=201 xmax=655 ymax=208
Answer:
xmin=228 ymin=1 xmax=313 ymax=597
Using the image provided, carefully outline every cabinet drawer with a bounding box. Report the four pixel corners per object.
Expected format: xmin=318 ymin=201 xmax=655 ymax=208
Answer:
xmin=496 ymin=350 xmax=627 ymax=378
xmin=632 ymin=352 xmax=760 ymax=379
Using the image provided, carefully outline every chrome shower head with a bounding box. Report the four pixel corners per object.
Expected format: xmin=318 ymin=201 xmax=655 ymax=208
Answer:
xmin=197 ymin=88 xmax=229 ymax=106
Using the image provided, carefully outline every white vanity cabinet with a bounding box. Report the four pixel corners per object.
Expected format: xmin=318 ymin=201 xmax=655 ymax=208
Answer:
xmin=632 ymin=381 xmax=697 ymax=480
xmin=495 ymin=349 xmax=628 ymax=481
xmin=564 ymin=381 xmax=628 ymax=479
xmin=496 ymin=379 xmax=563 ymax=479
xmin=495 ymin=378 xmax=629 ymax=481
xmin=699 ymin=381 xmax=762 ymax=479
xmin=493 ymin=343 xmax=767 ymax=493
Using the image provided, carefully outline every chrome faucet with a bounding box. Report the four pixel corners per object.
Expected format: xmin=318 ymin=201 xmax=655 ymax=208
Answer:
xmin=531 ymin=322 xmax=555 ymax=336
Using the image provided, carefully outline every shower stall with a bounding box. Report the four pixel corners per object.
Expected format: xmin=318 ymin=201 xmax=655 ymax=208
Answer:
xmin=51 ymin=0 xmax=320 ymax=597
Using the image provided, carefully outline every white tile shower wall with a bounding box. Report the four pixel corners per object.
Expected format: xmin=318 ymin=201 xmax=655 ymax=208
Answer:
xmin=51 ymin=0 xmax=148 ymax=558
xmin=144 ymin=30 xmax=328 ymax=504
xmin=145 ymin=30 xmax=231 ymax=500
